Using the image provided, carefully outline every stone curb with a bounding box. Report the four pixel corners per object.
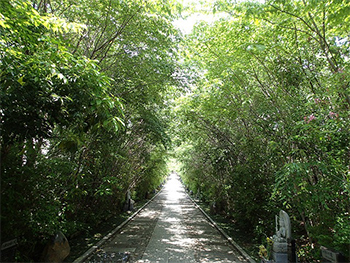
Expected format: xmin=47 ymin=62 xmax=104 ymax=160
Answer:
xmin=72 ymin=188 xmax=164 ymax=263
xmin=187 ymin=195 xmax=257 ymax=263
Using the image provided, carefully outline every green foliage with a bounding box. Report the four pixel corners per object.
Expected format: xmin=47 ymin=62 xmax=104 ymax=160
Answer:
xmin=0 ymin=1 xmax=124 ymax=144
xmin=173 ymin=0 xmax=350 ymax=261
xmin=1 ymin=0 xmax=180 ymax=261
xmin=2 ymin=0 xmax=348 ymax=262
xmin=334 ymin=213 xmax=350 ymax=253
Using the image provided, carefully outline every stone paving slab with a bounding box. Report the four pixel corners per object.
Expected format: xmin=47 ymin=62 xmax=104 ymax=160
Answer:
xmin=84 ymin=173 xmax=248 ymax=263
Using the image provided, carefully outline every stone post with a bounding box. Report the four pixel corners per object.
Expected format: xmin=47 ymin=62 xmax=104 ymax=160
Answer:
xmin=287 ymin=238 xmax=296 ymax=263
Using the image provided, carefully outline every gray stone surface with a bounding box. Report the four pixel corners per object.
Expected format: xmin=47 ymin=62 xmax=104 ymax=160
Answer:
xmin=272 ymin=210 xmax=291 ymax=263
xmin=86 ymin=173 xmax=247 ymax=263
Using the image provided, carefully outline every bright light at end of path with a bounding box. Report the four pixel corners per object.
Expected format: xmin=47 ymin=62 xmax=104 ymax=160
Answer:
xmin=164 ymin=172 xmax=185 ymax=201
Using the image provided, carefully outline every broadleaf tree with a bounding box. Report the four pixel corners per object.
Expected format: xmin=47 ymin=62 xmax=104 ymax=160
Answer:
xmin=173 ymin=0 xmax=350 ymax=261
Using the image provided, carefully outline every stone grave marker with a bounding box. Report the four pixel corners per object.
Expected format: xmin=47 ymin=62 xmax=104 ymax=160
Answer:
xmin=123 ymin=190 xmax=135 ymax=211
xmin=1 ymin=238 xmax=18 ymax=262
xmin=272 ymin=210 xmax=292 ymax=263
xmin=41 ymin=231 xmax=70 ymax=263
xmin=321 ymin=246 xmax=345 ymax=263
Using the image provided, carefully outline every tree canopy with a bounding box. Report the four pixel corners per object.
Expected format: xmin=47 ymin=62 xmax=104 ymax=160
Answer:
xmin=1 ymin=0 xmax=180 ymax=260
xmin=1 ymin=0 xmax=349 ymax=262
xmin=172 ymin=0 xmax=349 ymax=261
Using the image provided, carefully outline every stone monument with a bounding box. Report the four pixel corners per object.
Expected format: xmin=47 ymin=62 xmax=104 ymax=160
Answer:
xmin=41 ymin=231 xmax=70 ymax=262
xmin=123 ymin=190 xmax=135 ymax=212
xmin=272 ymin=210 xmax=291 ymax=263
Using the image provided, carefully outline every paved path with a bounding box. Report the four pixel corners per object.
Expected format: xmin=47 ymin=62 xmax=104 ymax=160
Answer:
xmin=86 ymin=173 xmax=247 ymax=262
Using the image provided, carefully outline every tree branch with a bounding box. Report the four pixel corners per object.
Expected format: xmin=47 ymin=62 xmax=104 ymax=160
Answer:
xmin=91 ymin=5 xmax=143 ymax=60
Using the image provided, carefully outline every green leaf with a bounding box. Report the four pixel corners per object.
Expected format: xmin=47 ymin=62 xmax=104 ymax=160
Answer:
xmin=17 ymin=75 xmax=25 ymax=85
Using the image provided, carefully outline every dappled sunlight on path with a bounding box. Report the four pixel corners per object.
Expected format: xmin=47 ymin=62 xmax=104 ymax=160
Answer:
xmin=139 ymin=172 xmax=246 ymax=263
xmin=140 ymin=173 xmax=197 ymax=262
xmin=85 ymin=173 xmax=247 ymax=263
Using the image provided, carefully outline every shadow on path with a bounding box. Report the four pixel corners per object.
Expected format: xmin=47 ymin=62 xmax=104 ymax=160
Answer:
xmin=85 ymin=173 xmax=247 ymax=263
